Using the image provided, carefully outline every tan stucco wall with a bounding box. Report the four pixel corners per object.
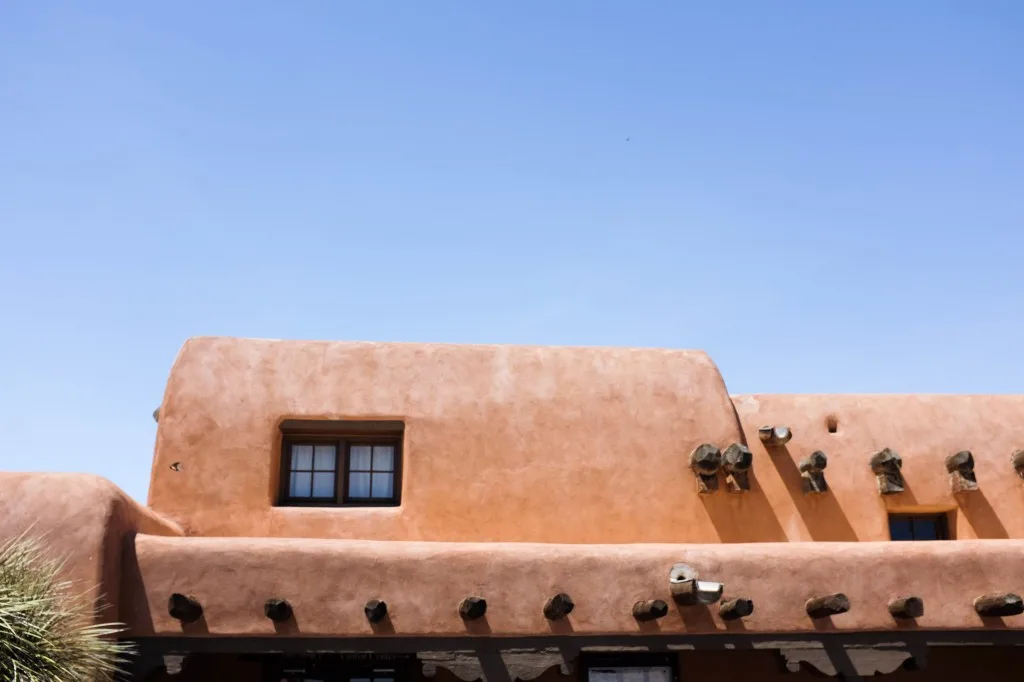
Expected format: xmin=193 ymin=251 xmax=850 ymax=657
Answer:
xmin=148 ymin=337 xmax=743 ymax=541
xmin=0 ymin=472 xmax=182 ymax=620
xmin=732 ymin=394 xmax=1024 ymax=542
xmin=148 ymin=337 xmax=1024 ymax=543
xmin=122 ymin=535 xmax=1024 ymax=636
xmin=6 ymin=338 xmax=1024 ymax=639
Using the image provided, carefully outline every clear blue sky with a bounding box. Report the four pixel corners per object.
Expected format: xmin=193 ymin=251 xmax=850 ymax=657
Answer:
xmin=2 ymin=1 xmax=1022 ymax=503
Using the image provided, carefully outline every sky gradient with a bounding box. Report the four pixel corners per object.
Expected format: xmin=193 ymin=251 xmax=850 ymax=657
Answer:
xmin=2 ymin=1 xmax=1023 ymax=503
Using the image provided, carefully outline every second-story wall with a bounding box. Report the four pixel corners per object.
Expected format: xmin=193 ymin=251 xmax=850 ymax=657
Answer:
xmin=148 ymin=337 xmax=743 ymax=541
xmin=733 ymin=393 xmax=1024 ymax=541
xmin=148 ymin=337 xmax=1024 ymax=542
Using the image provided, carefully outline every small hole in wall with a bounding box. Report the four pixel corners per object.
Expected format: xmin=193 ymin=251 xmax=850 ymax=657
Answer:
xmin=826 ymin=416 xmax=839 ymax=434
xmin=169 ymin=462 xmax=181 ymax=472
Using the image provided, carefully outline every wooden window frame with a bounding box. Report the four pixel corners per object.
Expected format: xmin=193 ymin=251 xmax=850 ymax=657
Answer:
xmin=888 ymin=513 xmax=950 ymax=541
xmin=278 ymin=422 xmax=403 ymax=507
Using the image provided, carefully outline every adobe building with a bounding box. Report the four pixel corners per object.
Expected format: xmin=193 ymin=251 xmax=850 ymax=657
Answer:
xmin=3 ymin=337 xmax=1024 ymax=681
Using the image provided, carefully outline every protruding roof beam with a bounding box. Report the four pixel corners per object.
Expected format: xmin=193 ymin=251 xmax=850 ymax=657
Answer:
xmin=1012 ymin=449 xmax=1024 ymax=479
xmin=870 ymin=448 xmax=904 ymax=495
xmin=543 ymin=593 xmax=575 ymax=620
xmin=632 ymin=599 xmax=669 ymax=622
xmin=458 ymin=596 xmax=487 ymax=621
xmin=722 ymin=443 xmax=753 ymax=493
xmin=689 ymin=444 xmax=722 ymax=494
xmin=168 ymin=593 xmax=203 ymax=624
xmin=799 ymin=451 xmax=828 ymax=494
xmin=806 ymin=593 xmax=850 ymax=619
xmin=264 ymin=598 xmax=292 ymax=622
xmin=719 ymin=597 xmax=754 ymax=621
xmin=364 ymin=598 xmax=388 ymax=623
xmin=946 ymin=450 xmax=978 ymax=493
xmin=974 ymin=593 xmax=1024 ymax=618
xmin=888 ymin=596 xmax=924 ymax=619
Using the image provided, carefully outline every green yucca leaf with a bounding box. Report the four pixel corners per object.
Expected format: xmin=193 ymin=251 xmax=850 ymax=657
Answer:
xmin=0 ymin=534 xmax=135 ymax=681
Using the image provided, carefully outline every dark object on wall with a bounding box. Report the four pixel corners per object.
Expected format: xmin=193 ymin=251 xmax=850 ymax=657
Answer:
xmin=888 ymin=596 xmax=924 ymax=619
xmin=945 ymin=450 xmax=978 ymax=493
xmin=806 ymin=593 xmax=850 ymax=619
xmin=168 ymin=593 xmax=203 ymax=624
xmin=799 ymin=451 xmax=829 ymax=494
xmin=870 ymin=448 xmax=905 ymax=495
xmin=543 ymin=593 xmax=575 ymax=620
xmin=364 ymin=599 xmax=388 ymax=623
xmin=722 ymin=443 xmax=753 ymax=493
xmin=632 ymin=599 xmax=669 ymax=622
xmin=689 ymin=444 xmax=722 ymax=494
xmin=974 ymin=593 xmax=1024 ymax=618
xmin=719 ymin=597 xmax=754 ymax=621
xmin=458 ymin=596 xmax=487 ymax=621
xmin=1012 ymin=450 xmax=1024 ymax=479
xmin=264 ymin=598 xmax=292 ymax=622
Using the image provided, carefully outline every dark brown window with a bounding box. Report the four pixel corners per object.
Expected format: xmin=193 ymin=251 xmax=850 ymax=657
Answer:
xmin=278 ymin=420 xmax=403 ymax=506
xmin=889 ymin=513 xmax=949 ymax=541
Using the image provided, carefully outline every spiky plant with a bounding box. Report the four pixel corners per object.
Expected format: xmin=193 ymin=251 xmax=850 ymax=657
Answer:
xmin=0 ymin=535 xmax=134 ymax=681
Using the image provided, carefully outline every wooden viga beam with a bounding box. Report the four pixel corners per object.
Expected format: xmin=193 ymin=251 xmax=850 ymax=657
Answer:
xmin=632 ymin=599 xmax=669 ymax=622
xmin=806 ymin=593 xmax=850 ymax=619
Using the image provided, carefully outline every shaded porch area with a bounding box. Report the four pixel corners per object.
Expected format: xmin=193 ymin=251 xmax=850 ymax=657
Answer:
xmin=125 ymin=630 xmax=1024 ymax=682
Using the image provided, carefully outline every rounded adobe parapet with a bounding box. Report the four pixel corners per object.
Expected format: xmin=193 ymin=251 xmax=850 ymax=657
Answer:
xmin=149 ymin=337 xmax=741 ymax=541
xmin=123 ymin=536 xmax=1024 ymax=637
xmin=0 ymin=472 xmax=182 ymax=622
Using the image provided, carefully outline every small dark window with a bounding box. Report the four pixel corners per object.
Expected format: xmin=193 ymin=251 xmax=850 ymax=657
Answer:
xmin=279 ymin=421 xmax=403 ymax=507
xmin=889 ymin=514 xmax=949 ymax=541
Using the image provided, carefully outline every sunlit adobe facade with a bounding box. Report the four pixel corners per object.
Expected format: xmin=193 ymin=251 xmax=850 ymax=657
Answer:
xmin=3 ymin=337 xmax=1024 ymax=681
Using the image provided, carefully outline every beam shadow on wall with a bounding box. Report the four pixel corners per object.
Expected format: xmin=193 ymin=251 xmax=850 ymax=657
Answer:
xmin=956 ymin=490 xmax=1009 ymax=539
xmin=698 ymin=469 xmax=788 ymax=543
xmin=772 ymin=445 xmax=857 ymax=542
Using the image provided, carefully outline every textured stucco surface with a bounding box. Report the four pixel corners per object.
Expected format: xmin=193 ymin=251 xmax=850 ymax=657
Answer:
xmin=731 ymin=394 xmax=1024 ymax=542
xmin=0 ymin=472 xmax=182 ymax=619
xmin=149 ymin=337 xmax=742 ymax=541
xmin=123 ymin=535 xmax=1024 ymax=636
xmin=5 ymin=338 xmax=1024 ymax=640
xmin=148 ymin=337 xmax=1024 ymax=544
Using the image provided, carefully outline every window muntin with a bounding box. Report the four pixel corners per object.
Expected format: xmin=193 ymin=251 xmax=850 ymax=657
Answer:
xmin=288 ymin=444 xmax=338 ymax=499
xmin=347 ymin=444 xmax=396 ymax=501
xmin=279 ymin=424 xmax=402 ymax=506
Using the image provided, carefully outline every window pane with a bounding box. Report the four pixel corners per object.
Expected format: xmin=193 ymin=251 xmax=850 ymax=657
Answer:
xmin=349 ymin=472 xmax=371 ymax=498
xmin=313 ymin=445 xmax=337 ymax=471
xmin=350 ymin=445 xmax=372 ymax=471
xmin=312 ymin=472 xmax=335 ymax=498
xmin=889 ymin=516 xmax=913 ymax=541
xmin=291 ymin=445 xmax=313 ymax=470
xmin=290 ymin=471 xmax=312 ymax=498
xmin=913 ymin=517 xmax=939 ymax=541
xmin=372 ymin=446 xmax=394 ymax=472
xmin=371 ymin=472 xmax=394 ymax=499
